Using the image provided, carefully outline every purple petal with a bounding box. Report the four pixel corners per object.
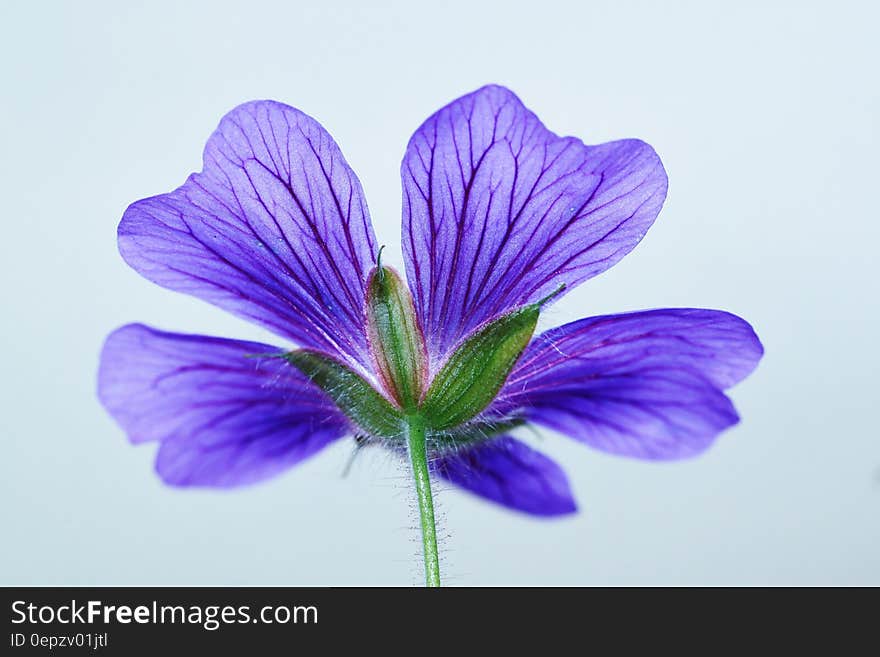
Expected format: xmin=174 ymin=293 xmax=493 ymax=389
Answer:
xmin=495 ymin=309 xmax=763 ymax=459
xmin=433 ymin=436 xmax=577 ymax=516
xmin=98 ymin=324 xmax=349 ymax=487
xmin=119 ymin=101 xmax=378 ymax=369
xmin=402 ymin=85 xmax=667 ymax=365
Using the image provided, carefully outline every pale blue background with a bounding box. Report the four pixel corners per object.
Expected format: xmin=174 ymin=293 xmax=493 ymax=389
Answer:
xmin=1 ymin=0 xmax=877 ymax=585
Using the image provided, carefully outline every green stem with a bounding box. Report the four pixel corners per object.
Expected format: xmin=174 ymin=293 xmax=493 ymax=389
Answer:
xmin=405 ymin=415 xmax=441 ymax=587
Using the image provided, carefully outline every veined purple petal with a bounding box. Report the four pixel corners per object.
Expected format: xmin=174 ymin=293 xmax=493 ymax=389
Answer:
xmin=402 ymin=85 xmax=667 ymax=366
xmin=98 ymin=324 xmax=349 ymax=487
xmin=119 ymin=101 xmax=378 ymax=369
xmin=433 ymin=436 xmax=576 ymax=516
xmin=494 ymin=309 xmax=763 ymax=460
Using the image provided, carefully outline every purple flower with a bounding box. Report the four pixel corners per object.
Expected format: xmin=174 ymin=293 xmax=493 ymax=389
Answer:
xmin=98 ymin=85 xmax=761 ymax=583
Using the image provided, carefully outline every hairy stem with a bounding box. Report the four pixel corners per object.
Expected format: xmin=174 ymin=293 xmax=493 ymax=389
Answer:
xmin=405 ymin=415 xmax=440 ymax=587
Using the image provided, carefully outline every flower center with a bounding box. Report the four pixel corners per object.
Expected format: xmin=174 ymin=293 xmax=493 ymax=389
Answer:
xmin=286 ymin=261 xmax=562 ymax=451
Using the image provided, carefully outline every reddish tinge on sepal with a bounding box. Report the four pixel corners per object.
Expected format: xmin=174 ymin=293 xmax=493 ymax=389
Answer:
xmin=365 ymin=259 xmax=428 ymax=411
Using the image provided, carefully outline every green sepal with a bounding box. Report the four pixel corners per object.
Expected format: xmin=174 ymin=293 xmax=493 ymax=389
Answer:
xmin=285 ymin=350 xmax=404 ymax=438
xmin=420 ymin=305 xmax=541 ymax=430
xmin=429 ymin=416 xmax=526 ymax=451
xmin=365 ymin=261 xmax=427 ymax=411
